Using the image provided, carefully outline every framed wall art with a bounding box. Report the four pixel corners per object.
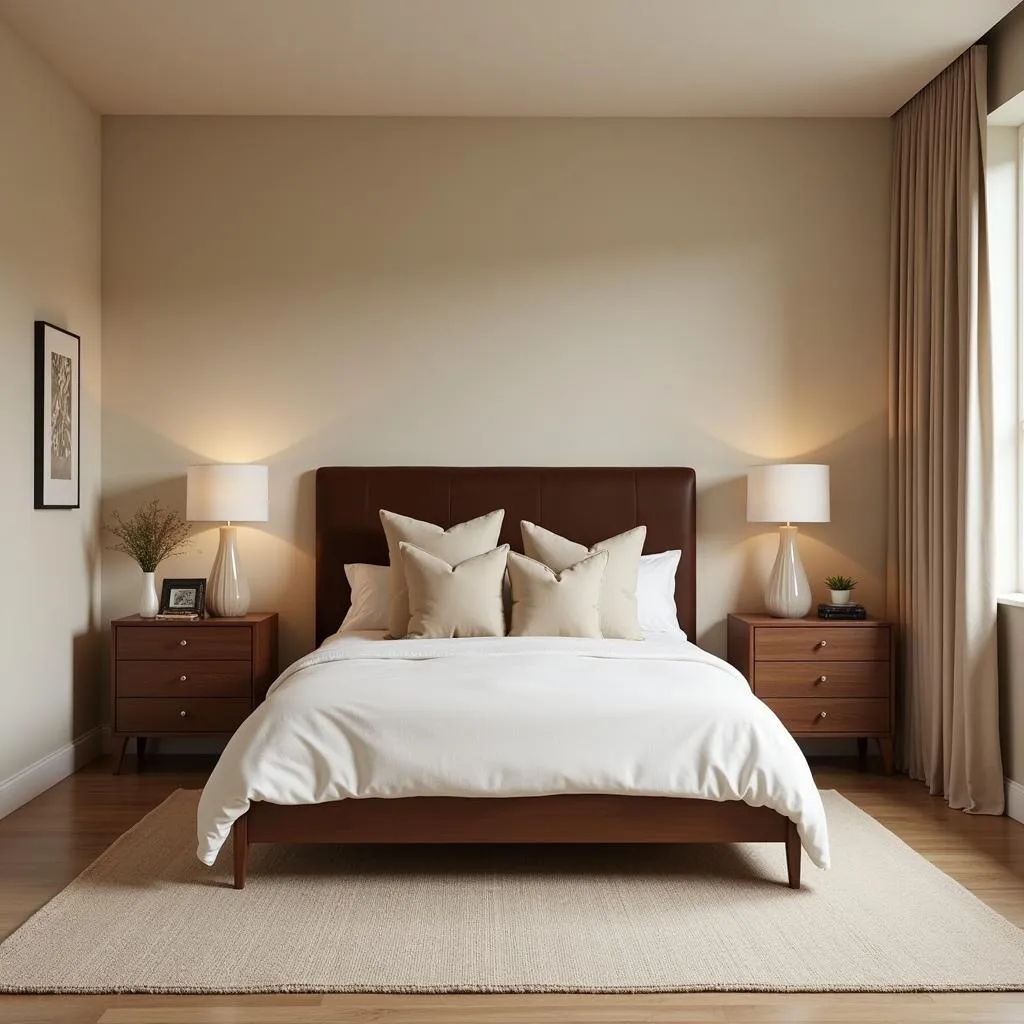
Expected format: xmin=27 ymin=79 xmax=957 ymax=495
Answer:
xmin=34 ymin=321 xmax=81 ymax=509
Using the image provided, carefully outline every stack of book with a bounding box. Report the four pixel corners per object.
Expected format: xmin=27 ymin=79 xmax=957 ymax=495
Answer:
xmin=817 ymin=603 xmax=867 ymax=620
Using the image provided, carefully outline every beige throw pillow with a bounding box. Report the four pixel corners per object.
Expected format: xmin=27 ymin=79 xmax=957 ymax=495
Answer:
xmin=380 ymin=509 xmax=504 ymax=638
xmin=400 ymin=542 xmax=509 ymax=639
xmin=521 ymin=522 xmax=646 ymax=640
xmin=507 ymin=549 xmax=609 ymax=638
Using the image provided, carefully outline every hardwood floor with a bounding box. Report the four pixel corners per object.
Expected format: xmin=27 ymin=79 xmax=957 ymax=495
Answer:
xmin=1 ymin=754 xmax=1022 ymax=1023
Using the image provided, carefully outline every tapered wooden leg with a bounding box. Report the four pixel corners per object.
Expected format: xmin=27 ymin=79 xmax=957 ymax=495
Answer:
xmin=786 ymin=819 xmax=801 ymax=890
xmin=136 ymin=737 xmax=148 ymax=771
xmin=233 ymin=815 xmax=248 ymax=890
xmin=113 ymin=736 xmax=129 ymax=775
xmin=877 ymin=735 xmax=894 ymax=776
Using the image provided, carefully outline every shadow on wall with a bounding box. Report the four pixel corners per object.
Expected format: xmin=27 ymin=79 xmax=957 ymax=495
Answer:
xmin=101 ymin=408 xmax=317 ymax=669
xmin=99 ymin=472 xmax=190 ymax=727
xmin=72 ymin=630 xmax=103 ymax=741
xmin=99 ymin=403 xmax=886 ymax=670
xmin=71 ymin=493 xmax=105 ymax=741
xmin=698 ymin=409 xmax=888 ymax=654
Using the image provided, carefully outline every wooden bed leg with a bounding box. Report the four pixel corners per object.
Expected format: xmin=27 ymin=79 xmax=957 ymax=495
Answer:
xmin=233 ymin=815 xmax=248 ymax=890
xmin=786 ymin=819 xmax=801 ymax=890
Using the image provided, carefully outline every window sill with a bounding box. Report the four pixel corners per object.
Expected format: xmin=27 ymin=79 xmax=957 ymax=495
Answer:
xmin=998 ymin=594 xmax=1024 ymax=609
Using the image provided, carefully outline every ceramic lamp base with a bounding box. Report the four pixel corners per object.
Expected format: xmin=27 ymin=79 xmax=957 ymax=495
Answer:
xmin=207 ymin=525 xmax=250 ymax=617
xmin=764 ymin=524 xmax=812 ymax=619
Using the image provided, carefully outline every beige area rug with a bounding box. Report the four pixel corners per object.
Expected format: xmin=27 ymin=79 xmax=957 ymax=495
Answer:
xmin=1 ymin=789 xmax=1023 ymax=993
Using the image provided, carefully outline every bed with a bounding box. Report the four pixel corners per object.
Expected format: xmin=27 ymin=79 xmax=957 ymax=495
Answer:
xmin=201 ymin=466 xmax=827 ymax=890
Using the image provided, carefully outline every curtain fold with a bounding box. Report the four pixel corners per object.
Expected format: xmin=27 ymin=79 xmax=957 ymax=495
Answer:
xmin=887 ymin=45 xmax=1003 ymax=813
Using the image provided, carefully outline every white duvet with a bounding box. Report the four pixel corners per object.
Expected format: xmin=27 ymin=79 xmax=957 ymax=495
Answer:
xmin=197 ymin=633 xmax=830 ymax=869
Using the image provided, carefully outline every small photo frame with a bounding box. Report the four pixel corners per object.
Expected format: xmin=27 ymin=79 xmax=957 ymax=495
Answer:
xmin=159 ymin=578 xmax=207 ymax=617
xmin=34 ymin=321 xmax=81 ymax=509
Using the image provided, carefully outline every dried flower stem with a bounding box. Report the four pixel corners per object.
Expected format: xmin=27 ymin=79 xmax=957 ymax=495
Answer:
xmin=106 ymin=499 xmax=192 ymax=573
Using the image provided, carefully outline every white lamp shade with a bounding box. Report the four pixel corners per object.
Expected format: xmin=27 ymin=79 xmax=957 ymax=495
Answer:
xmin=747 ymin=464 xmax=830 ymax=524
xmin=186 ymin=464 xmax=269 ymax=523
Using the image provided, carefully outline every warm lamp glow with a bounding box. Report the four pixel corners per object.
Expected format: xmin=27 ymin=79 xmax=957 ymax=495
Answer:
xmin=185 ymin=464 xmax=269 ymax=617
xmin=746 ymin=463 xmax=830 ymax=619
xmin=747 ymin=464 xmax=830 ymax=524
xmin=186 ymin=464 xmax=269 ymax=524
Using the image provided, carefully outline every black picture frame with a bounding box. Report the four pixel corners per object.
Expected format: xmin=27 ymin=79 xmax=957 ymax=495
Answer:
xmin=34 ymin=321 xmax=82 ymax=509
xmin=159 ymin=578 xmax=207 ymax=617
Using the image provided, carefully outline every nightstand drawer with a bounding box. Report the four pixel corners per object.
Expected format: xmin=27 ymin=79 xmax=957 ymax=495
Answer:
xmin=763 ymin=697 xmax=889 ymax=734
xmin=755 ymin=661 xmax=889 ymax=698
xmin=755 ymin=626 xmax=889 ymax=662
xmin=117 ymin=627 xmax=252 ymax=661
xmin=117 ymin=660 xmax=252 ymax=698
xmin=116 ymin=697 xmax=252 ymax=733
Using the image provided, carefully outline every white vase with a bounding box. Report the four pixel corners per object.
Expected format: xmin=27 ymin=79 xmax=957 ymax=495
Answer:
xmin=139 ymin=571 xmax=159 ymax=618
xmin=764 ymin=525 xmax=812 ymax=619
xmin=829 ymin=589 xmax=852 ymax=606
xmin=207 ymin=525 xmax=250 ymax=617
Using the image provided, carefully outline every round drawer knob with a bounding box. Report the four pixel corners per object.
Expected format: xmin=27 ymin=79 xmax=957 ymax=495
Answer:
xmin=817 ymin=711 xmax=828 ymax=720
xmin=179 ymin=710 xmax=188 ymax=718
xmin=179 ymin=639 xmax=188 ymax=647
xmin=815 ymin=640 xmax=828 ymax=650
xmin=179 ymin=675 xmax=187 ymax=682
xmin=818 ymin=675 xmax=828 ymax=684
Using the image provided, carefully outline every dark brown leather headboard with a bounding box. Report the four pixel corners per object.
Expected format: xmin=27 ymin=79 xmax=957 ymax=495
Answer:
xmin=315 ymin=467 xmax=697 ymax=645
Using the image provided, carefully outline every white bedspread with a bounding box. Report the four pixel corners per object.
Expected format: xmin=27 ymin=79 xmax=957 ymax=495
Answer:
xmin=196 ymin=633 xmax=830 ymax=869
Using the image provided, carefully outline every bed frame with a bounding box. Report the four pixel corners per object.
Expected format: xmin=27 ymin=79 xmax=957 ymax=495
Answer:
xmin=232 ymin=467 xmax=802 ymax=890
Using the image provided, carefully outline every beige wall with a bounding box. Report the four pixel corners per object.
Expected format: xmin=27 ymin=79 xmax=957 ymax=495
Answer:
xmin=989 ymin=126 xmax=1021 ymax=597
xmin=988 ymin=2 xmax=1024 ymax=112
xmin=101 ymin=116 xmax=892 ymax=666
xmin=989 ymin=125 xmax=1024 ymax=791
xmin=999 ymin=605 xmax=1024 ymax=786
xmin=0 ymin=20 xmax=102 ymax=788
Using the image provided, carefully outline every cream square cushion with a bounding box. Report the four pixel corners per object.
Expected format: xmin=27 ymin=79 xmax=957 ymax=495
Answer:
xmin=400 ymin=542 xmax=509 ymax=639
xmin=507 ymin=549 xmax=609 ymax=638
xmin=520 ymin=522 xmax=646 ymax=640
xmin=380 ymin=509 xmax=504 ymax=637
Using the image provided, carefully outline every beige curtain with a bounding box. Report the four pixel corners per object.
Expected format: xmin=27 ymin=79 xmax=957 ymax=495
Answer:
xmin=888 ymin=45 xmax=1003 ymax=813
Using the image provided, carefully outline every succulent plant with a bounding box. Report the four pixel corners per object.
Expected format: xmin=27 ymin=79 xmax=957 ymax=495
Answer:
xmin=824 ymin=574 xmax=857 ymax=591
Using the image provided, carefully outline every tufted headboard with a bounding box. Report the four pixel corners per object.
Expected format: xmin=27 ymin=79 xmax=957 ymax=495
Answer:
xmin=315 ymin=466 xmax=697 ymax=645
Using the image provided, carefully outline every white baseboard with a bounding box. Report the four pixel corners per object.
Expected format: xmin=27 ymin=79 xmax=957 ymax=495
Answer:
xmin=1006 ymin=778 xmax=1024 ymax=824
xmin=0 ymin=726 xmax=105 ymax=821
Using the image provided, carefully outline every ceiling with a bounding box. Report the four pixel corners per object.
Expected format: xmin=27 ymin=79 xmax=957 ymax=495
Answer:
xmin=0 ymin=0 xmax=1017 ymax=117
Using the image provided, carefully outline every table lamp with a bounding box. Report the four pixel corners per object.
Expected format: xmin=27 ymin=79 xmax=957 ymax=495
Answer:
xmin=186 ymin=464 xmax=269 ymax=617
xmin=746 ymin=464 xmax=830 ymax=619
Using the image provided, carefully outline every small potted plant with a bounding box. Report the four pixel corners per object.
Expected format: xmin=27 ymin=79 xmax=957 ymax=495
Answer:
xmin=824 ymin=574 xmax=857 ymax=606
xmin=107 ymin=499 xmax=193 ymax=618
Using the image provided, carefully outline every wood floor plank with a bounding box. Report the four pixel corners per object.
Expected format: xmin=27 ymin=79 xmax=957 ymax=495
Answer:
xmin=1 ymin=755 xmax=1022 ymax=1023
xmin=90 ymin=993 xmax=1024 ymax=1024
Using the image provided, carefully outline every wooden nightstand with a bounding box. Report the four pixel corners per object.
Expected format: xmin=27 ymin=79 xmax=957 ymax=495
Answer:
xmin=726 ymin=612 xmax=894 ymax=774
xmin=110 ymin=613 xmax=278 ymax=773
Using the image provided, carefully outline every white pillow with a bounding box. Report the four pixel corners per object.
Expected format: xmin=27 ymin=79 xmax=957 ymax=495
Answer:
xmin=339 ymin=563 xmax=390 ymax=633
xmin=637 ymin=550 xmax=683 ymax=634
xmin=339 ymin=549 xmax=684 ymax=634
